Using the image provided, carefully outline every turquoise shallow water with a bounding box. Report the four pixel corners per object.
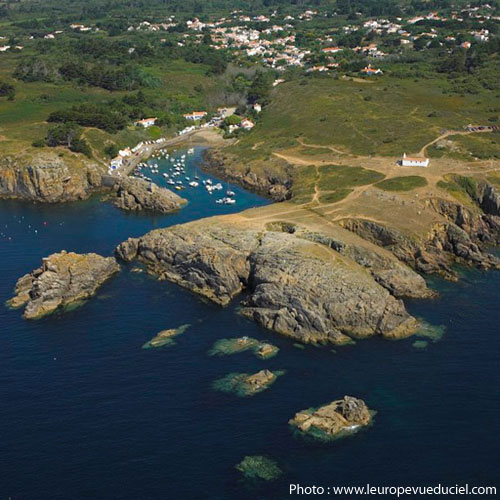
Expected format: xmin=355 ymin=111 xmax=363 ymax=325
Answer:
xmin=1 ymin=148 xmax=499 ymax=499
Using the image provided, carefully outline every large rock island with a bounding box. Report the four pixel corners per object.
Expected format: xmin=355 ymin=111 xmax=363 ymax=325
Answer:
xmin=7 ymin=251 xmax=120 ymax=319
xmin=116 ymin=217 xmax=426 ymax=345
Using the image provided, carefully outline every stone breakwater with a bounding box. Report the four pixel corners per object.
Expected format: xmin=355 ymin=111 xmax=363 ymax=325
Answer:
xmin=115 ymin=221 xmax=425 ymax=345
xmin=7 ymin=251 xmax=120 ymax=319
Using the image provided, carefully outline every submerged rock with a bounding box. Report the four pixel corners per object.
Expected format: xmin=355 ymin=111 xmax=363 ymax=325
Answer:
xmin=142 ymin=324 xmax=190 ymax=349
xmin=289 ymin=396 xmax=373 ymax=441
xmin=236 ymin=455 xmax=282 ymax=481
xmin=112 ymin=177 xmax=186 ymax=214
xmin=209 ymin=336 xmax=260 ymax=356
xmin=7 ymin=251 xmax=120 ymax=319
xmin=413 ymin=340 xmax=428 ymax=349
xmin=208 ymin=337 xmax=279 ymax=359
xmin=213 ymin=369 xmax=282 ymax=397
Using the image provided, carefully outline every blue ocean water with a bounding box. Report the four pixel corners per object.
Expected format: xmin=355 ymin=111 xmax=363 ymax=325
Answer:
xmin=0 ymin=148 xmax=499 ymax=499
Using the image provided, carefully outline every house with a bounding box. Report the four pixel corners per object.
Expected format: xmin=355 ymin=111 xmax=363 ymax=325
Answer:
xmin=253 ymin=103 xmax=262 ymax=113
xmin=361 ymin=65 xmax=383 ymax=75
xmin=0 ymin=45 xmax=11 ymax=52
xmin=241 ymin=119 xmax=255 ymax=130
xmin=461 ymin=41 xmax=472 ymax=49
xmin=134 ymin=118 xmax=157 ymax=128
xmin=183 ymin=111 xmax=208 ymax=121
xmin=401 ymin=154 xmax=429 ymax=167
xmin=119 ymin=147 xmax=132 ymax=157
xmin=322 ymin=47 xmax=343 ymax=54
xmin=110 ymin=156 xmax=124 ymax=170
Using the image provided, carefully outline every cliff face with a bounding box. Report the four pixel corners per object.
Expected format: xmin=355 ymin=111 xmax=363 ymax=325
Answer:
xmin=340 ymin=188 xmax=500 ymax=281
xmin=0 ymin=152 xmax=103 ymax=202
xmin=116 ymin=221 xmax=423 ymax=345
xmin=203 ymin=149 xmax=291 ymax=201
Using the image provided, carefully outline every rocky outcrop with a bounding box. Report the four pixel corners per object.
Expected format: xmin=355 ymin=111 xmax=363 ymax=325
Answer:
xmin=241 ymin=233 xmax=418 ymax=344
xmin=116 ymin=221 xmax=421 ymax=344
xmin=213 ymin=369 xmax=282 ymax=397
xmin=340 ymin=210 xmax=500 ymax=280
xmin=112 ymin=177 xmax=186 ymax=214
xmin=7 ymin=251 xmax=119 ymax=319
xmin=478 ymin=181 xmax=500 ymax=216
xmin=142 ymin=324 xmax=190 ymax=349
xmin=203 ymin=149 xmax=291 ymax=201
xmin=296 ymin=229 xmax=432 ymax=299
xmin=0 ymin=152 xmax=102 ymax=202
xmin=289 ymin=396 xmax=372 ymax=440
xmin=116 ymin=225 xmax=260 ymax=306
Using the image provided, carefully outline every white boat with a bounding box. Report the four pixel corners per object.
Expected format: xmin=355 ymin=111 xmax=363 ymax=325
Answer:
xmin=189 ymin=181 xmax=199 ymax=187
xmin=227 ymin=190 xmax=235 ymax=197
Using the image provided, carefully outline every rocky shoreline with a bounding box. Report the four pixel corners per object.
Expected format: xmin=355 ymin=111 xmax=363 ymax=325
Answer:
xmin=202 ymin=149 xmax=291 ymax=201
xmin=5 ymin=144 xmax=500 ymax=351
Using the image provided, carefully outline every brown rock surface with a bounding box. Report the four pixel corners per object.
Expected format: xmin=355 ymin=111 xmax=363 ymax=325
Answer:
xmin=7 ymin=251 xmax=119 ymax=319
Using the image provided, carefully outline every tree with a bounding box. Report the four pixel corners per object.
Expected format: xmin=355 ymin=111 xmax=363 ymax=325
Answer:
xmin=104 ymin=143 xmax=119 ymax=158
xmin=0 ymin=81 xmax=15 ymax=100
xmin=247 ymin=71 xmax=273 ymax=104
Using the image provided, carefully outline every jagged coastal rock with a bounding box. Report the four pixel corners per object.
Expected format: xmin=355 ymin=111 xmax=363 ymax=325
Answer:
xmin=112 ymin=177 xmax=186 ymax=214
xmin=213 ymin=369 xmax=282 ymax=397
xmin=116 ymin=221 xmax=423 ymax=345
xmin=208 ymin=337 xmax=279 ymax=359
xmin=289 ymin=396 xmax=372 ymax=440
xmin=142 ymin=324 xmax=190 ymax=349
xmin=7 ymin=251 xmax=120 ymax=319
xmin=0 ymin=152 xmax=102 ymax=202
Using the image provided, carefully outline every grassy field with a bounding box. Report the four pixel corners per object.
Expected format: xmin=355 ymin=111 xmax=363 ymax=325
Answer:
xmin=0 ymin=51 xmax=217 ymax=160
xmin=229 ymin=76 xmax=500 ymax=160
xmin=291 ymin=163 xmax=385 ymax=204
xmin=375 ymin=176 xmax=428 ymax=192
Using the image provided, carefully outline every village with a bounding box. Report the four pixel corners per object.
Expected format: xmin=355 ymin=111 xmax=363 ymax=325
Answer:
xmin=1 ymin=2 xmax=498 ymax=78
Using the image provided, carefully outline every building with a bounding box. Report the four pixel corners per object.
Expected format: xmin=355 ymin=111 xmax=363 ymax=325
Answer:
xmin=401 ymin=154 xmax=429 ymax=167
xmin=322 ymin=47 xmax=343 ymax=54
xmin=241 ymin=119 xmax=255 ymax=130
xmin=134 ymin=118 xmax=157 ymax=128
xmin=361 ymin=65 xmax=383 ymax=75
xmin=253 ymin=103 xmax=262 ymax=113
xmin=110 ymin=156 xmax=123 ymax=170
xmin=183 ymin=111 xmax=208 ymax=121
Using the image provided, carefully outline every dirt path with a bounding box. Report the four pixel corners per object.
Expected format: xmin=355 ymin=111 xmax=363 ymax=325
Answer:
xmin=418 ymin=129 xmax=493 ymax=157
xmin=297 ymin=138 xmax=348 ymax=156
